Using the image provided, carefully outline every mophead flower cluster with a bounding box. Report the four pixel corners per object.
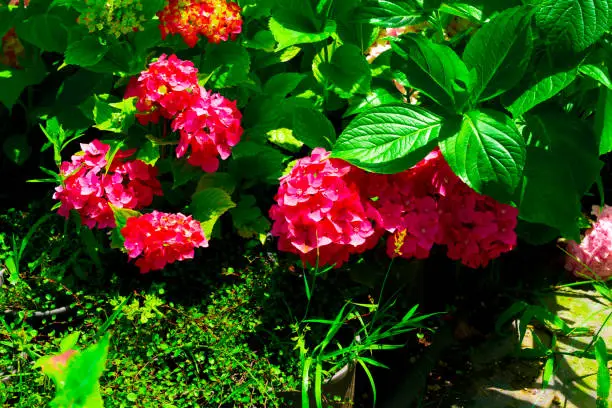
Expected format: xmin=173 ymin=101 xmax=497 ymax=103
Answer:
xmin=121 ymin=211 xmax=208 ymax=273
xmin=270 ymin=148 xmax=518 ymax=269
xmin=53 ymin=140 xmax=163 ymax=229
xmin=157 ymin=0 xmax=242 ymax=47
xmin=124 ymin=54 xmax=243 ymax=172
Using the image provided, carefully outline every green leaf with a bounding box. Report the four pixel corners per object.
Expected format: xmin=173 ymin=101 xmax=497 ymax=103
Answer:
xmin=354 ymin=0 xmax=427 ymax=27
xmin=80 ymin=95 xmax=136 ymax=134
xmin=230 ymin=195 xmax=271 ymax=240
xmin=332 ymin=104 xmax=443 ymax=173
xmin=596 ymin=88 xmax=612 ymax=155
xmin=263 ymin=73 xmax=306 ymax=97
xmin=519 ymin=112 xmax=602 ymax=240
xmin=59 ymin=332 xmax=80 ymax=353
xmin=64 ymin=37 xmax=107 ymax=67
xmin=535 ymin=0 xmax=609 ymax=52
xmin=200 ymin=42 xmax=251 ymax=88
xmin=580 ymin=64 xmax=612 ymax=90
xmin=229 ymin=141 xmax=288 ymax=184
xmin=505 ymin=68 xmax=578 ymax=117
xmin=392 ymin=35 xmax=471 ymax=111
xmin=267 ymin=128 xmax=304 ymax=152
xmin=439 ymin=3 xmax=483 ymax=22
xmin=344 ymin=84 xmax=405 ymax=117
xmin=293 ymin=107 xmax=336 ymax=149
xmin=594 ymin=337 xmax=610 ymax=407
xmin=194 ymin=172 xmax=237 ymax=195
xmin=269 ymin=17 xmax=336 ymax=51
xmin=16 ymin=14 xmax=68 ymax=53
xmin=190 ymin=188 xmax=237 ymax=240
xmin=134 ymin=140 xmax=160 ymax=165
xmin=62 ymin=334 xmax=110 ymax=406
xmin=0 ymin=57 xmax=47 ymax=109
xmin=463 ymin=7 xmax=533 ymax=102
xmin=2 ymin=134 xmax=31 ymax=165
xmin=313 ymin=43 xmax=372 ymax=98
xmin=439 ymin=109 xmax=525 ymax=199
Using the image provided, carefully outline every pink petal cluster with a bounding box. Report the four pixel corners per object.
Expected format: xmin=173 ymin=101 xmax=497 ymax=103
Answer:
xmin=172 ymin=87 xmax=243 ymax=172
xmin=53 ymin=140 xmax=163 ymax=229
xmin=121 ymin=211 xmax=208 ymax=273
xmin=270 ymin=148 xmax=518 ymax=269
xmin=124 ymin=54 xmax=243 ymax=172
xmin=157 ymin=0 xmax=242 ymax=48
xmin=269 ymin=148 xmax=380 ymax=268
xmin=565 ymin=205 xmax=612 ymax=280
xmin=124 ymin=54 xmax=200 ymax=125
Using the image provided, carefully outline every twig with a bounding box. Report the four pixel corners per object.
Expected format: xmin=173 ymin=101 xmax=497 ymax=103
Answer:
xmin=3 ymin=306 xmax=70 ymax=317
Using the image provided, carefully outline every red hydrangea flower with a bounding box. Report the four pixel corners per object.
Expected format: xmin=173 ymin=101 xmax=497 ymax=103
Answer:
xmin=124 ymin=54 xmax=200 ymax=125
xmin=121 ymin=211 xmax=208 ymax=273
xmin=269 ymin=148 xmax=379 ymax=268
xmin=171 ymin=87 xmax=243 ymax=172
xmin=565 ymin=205 xmax=612 ymax=280
xmin=424 ymin=149 xmax=518 ymax=268
xmin=157 ymin=0 xmax=243 ymax=48
xmin=53 ymin=140 xmax=163 ymax=229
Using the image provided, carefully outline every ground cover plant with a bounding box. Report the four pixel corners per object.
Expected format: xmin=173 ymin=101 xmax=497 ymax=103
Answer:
xmin=1 ymin=0 xmax=612 ymax=407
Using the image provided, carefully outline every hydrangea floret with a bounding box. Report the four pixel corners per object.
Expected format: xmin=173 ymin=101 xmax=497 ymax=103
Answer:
xmin=565 ymin=205 xmax=612 ymax=280
xmin=121 ymin=211 xmax=208 ymax=273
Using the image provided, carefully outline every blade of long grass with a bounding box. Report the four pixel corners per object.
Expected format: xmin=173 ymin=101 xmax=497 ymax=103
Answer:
xmin=542 ymin=356 xmax=555 ymax=389
xmin=18 ymin=213 xmax=53 ymax=261
xmin=495 ymin=301 xmax=528 ymax=334
xmin=359 ymin=356 xmax=390 ymax=370
xmin=94 ymin=294 xmax=131 ymax=341
xmin=314 ymin=360 xmax=323 ymax=408
xmin=594 ymin=337 xmax=610 ymax=408
xmin=357 ymin=358 xmax=377 ymax=407
xmin=302 ymin=356 xmax=313 ymax=408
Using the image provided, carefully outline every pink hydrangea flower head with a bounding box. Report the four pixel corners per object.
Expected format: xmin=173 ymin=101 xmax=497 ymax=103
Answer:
xmin=53 ymin=140 xmax=163 ymax=229
xmin=124 ymin=54 xmax=200 ymax=125
xmin=564 ymin=205 xmax=612 ymax=280
xmin=269 ymin=148 xmax=379 ymax=268
xmin=431 ymin=152 xmax=518 ymax=268
xmin=157 ymin=0 xmax=243 ymax=48
xmin=171 ymin=86 xmax=243 ymax=172
xmin=121 ymin=211 xmax=208 ymax=273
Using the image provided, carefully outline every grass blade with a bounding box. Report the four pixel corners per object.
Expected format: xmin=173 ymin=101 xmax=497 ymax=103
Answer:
xmin=302 ymin=356 xmax=313 ymax=408
xmin=315 ymin=360 xmax=323 ymax=408
xmin=542 ymin=356 xmax=554 ymax=389
xmin=357 ymin=359 xmax=377 ymax=407
xmin=594 ymin=337 xmax=610 ymax=408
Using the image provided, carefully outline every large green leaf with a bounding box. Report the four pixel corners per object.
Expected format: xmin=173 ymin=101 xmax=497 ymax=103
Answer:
xmin=354 ymin=0 xmax=427 ymax=27
xmin=535 ymin=0 xmax=609 ymax=52
xmin=0 ymin=56 xmax=47 ymax=109
xmin=392 ymin=35 xmax=471 ymax=112
xmin=65 ymin=37 xmax=107 ymax=67
xmin=200 ymin=41 xmax=251 ymax=88
xmin=292 ymin=107 xmax=336 ymax=149
xmin=269 ymin=17 xmax=336 ymax=51
xmin=332 ymin=104 xmax=443 ymax=173
xmin=504 ymin=68 xmax=578 ymax=117
xmin=313 ymin=43 xmax=372 ymax=98
xmin=518 ymin=111 xmax=602 ymax=240
xmin=462 ymin=7 xmax=533 ymax=102
xmin=190 ymin=188 xmax=237 ymax=240
xmin=16 ymin=14 xmax=68 ymax=53
xmin=439 ymin=109 xmax=525 ymax=200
